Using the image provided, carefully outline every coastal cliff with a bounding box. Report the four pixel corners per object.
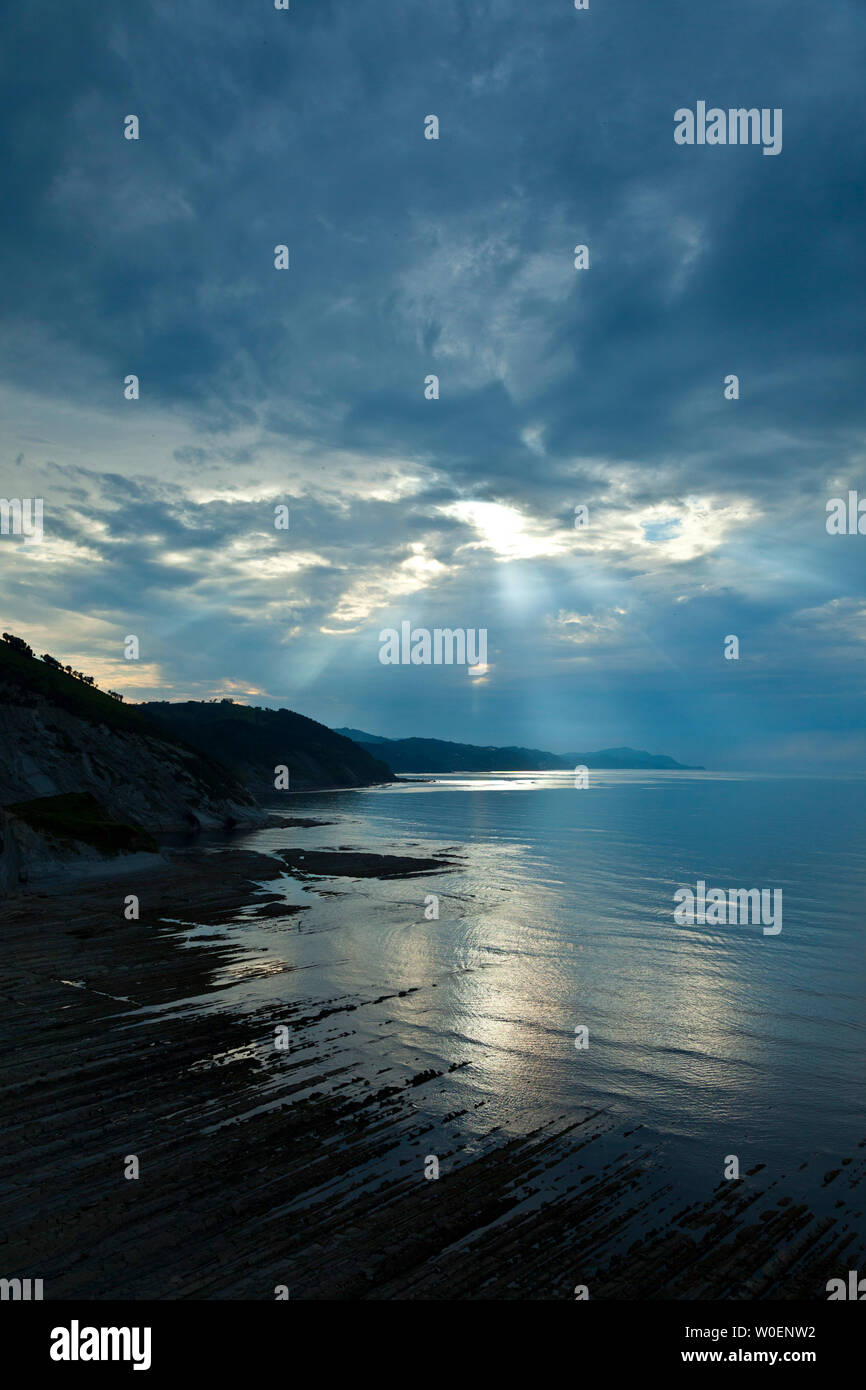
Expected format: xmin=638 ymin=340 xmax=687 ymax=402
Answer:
xmin=0 ymin=638 xmax=392 ymax=896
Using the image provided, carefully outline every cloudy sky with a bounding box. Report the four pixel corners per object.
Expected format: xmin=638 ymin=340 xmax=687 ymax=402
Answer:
xmin=2 ymin=0 xmax=865 ymax=768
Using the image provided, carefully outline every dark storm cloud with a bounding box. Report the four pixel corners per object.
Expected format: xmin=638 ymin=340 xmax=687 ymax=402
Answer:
xmin=1 ymin=0 xmax=865 ymax=763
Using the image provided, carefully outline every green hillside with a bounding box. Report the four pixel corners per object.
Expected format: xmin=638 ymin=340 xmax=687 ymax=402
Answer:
xmin=0 ymin=634 xmax=153 ymax=734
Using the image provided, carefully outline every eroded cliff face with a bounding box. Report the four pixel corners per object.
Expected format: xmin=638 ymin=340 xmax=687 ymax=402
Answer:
xmin=0 ymin=698 xmax=260 ymax=833
xmin=0 ymin=804 xmax=162 ymax=896
xmin=0 ymin=644 xmax=391 ymax=898
xmin=0 ymin=690 xmax=266 ymax=897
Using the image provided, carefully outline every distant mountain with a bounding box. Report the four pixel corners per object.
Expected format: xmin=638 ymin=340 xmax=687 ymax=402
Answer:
xmin=143 ymin=702 xmax=393 ymax=794
xmin=564 ymin=745 xmax=697 ymax=770
xmin=334 ymin=732 xmax=565 ymax=772
xmin=333 ymin=728 xmax=701 ymax=773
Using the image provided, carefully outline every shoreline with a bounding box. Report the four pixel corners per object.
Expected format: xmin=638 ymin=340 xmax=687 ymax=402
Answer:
xmin=1 ymin=836 xmax=863 ymax=1299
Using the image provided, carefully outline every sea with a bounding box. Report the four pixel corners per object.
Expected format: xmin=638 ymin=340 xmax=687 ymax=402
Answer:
xmin=178 ymin=770 xmax=866 ymax=1212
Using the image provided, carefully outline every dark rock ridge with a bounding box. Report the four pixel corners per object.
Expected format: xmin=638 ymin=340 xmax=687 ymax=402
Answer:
xmin=2 ymin=842 xmax=860 ymax=1300
xmin=278 ymin=847 xmax=454 ymax=878
xmin=334 ymin=728 xmax=702 ymax=773
xmin=142 ymin=701 xmax=393 ymax=794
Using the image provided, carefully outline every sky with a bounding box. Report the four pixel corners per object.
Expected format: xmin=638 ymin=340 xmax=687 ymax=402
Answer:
xmin=1 ymin=0 xmax=865 ymax=769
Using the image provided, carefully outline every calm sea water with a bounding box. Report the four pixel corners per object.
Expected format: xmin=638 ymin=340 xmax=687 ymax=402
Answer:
xmin=206 ymin=771 xmax=866 ymax=1202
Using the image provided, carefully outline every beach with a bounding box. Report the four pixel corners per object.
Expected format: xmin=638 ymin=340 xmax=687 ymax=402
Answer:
xmin=2 ymin=777 xmax=864 ymax=1299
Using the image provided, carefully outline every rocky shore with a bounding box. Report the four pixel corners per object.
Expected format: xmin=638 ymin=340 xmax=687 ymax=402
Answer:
xmin=1 ymin=838 xmax=863 ymax=1300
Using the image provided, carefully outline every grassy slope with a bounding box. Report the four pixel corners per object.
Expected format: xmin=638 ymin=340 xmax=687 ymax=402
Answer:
xmin=0 ymin=641 xmax=154 ymax=733
xmin=5 ymin=792 xmax=158 ymax=855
